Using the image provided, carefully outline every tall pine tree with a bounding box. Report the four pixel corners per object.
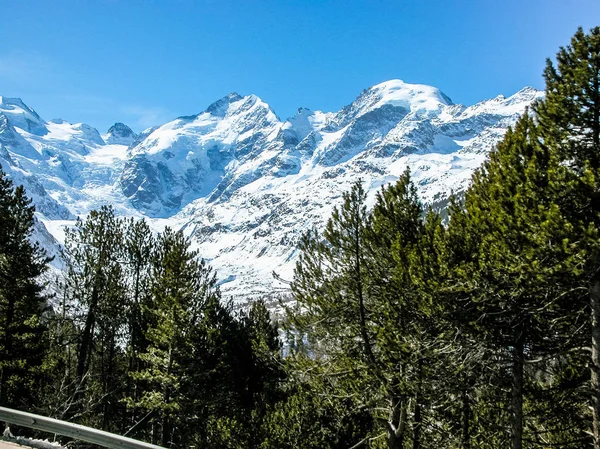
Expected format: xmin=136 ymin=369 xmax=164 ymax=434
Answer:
xmin=129 ymin=227 xmax=219 ymax=447
xmin=446 ymin=112 xmax=579 ymax=448
xmin=534 ymin=26 xmax=600 ymax=447
xmin=0 ymin=166 xmax=51 ymax=410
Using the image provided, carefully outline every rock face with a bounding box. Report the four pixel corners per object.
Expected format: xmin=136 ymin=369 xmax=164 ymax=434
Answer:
xmin=118 ymin=93 xmax=282 ymax=216
xmin=104 ymin=123 xmax=137 ymax=145
xmin=0 ymin=81 xmax=543 ymax=300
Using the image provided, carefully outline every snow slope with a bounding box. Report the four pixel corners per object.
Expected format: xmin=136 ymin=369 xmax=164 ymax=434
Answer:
xmin=0 ymin=81 xmax=543 ymax=300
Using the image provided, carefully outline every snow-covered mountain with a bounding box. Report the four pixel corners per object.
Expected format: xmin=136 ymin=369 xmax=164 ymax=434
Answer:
xmin=104 ymin=122 xmax=138 ymax=146
xmin=0 ymin=81 xmax=543 ymax=300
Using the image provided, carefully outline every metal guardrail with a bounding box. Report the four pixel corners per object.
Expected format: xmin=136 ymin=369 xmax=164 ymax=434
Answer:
xmin=0 ymin=407 xmax=166 ymax=449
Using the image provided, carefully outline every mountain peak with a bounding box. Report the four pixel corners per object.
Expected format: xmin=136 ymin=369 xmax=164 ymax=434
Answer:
xmin=1 ymin=96 xmax=23 ymax=106
xmin=107 ymin=122 xmax=135 ymax=136
xmin=367 ymin=79 xmax=453 ymax=108
xmin=0 ymin=96 xmax=47 ymax=135
xmin=510 ymin=86 xmax=543 ymax=101
xmin=515 ymin=86 xmax=539 ymax=94
xmin=105 ymin=122 xmax=137 ymax=145
xmin=205 ymin=92 xmax=244 ymax=117
xmin=0 ymin=96 xmax=44 ymax=120
xmin=329 ymin=79 xmax=453 ymax=130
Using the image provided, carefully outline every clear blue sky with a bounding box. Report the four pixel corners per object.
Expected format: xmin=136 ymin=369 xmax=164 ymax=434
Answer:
xmin=2 ymin=0 xmax=599 ymax=132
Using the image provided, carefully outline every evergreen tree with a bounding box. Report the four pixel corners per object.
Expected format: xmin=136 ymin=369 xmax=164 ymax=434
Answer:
xmin=446 ymin=113 xmax=580 ymax=448
xmin=290 ymin=180 xmax=383 ymax=447
xmin=185 ymin=298 xmax=286 ymax=449
xmin=290 ymin=176 xmax=451 ymax=448
xmin=130 ymin=227 xmax=219 ymax=447
xmin=59 ymin=205 xmax=128 ymax=428
xmin=122 ymin=218 xmax=155 ymax=434
xmin=260 ymin=379 xmax=373 ymax=449
xmin=0 ymin=166 xmax=51 ymax=409
xmin=366 ymin=171 xmax=452 ymax=448
xmin=534 ymin=26 xmax=600 ymax=447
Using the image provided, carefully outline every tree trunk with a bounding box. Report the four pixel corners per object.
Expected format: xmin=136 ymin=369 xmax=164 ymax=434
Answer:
xmin=102 ymin=330 xmax=116 ymax=431
xmin=0 ymin=294 xmax=15 ymax=405
xmin=127 ymin=263 xmax=142 ymax=430
xmin=354 ymin=221 xmax=378 ymax=370
xmin=413 ymin=359 xmax=423 ymax=449
xmin=161 ymin=344 xmax=174 ymax=447
xmin=387 ymin=396 xmax=407 ymax=449
xmin=591 ymin=278 xmax=600 ymax=449
xmin=461 ymin=388 xmax=471 ymax=449
xmin=77 ymin=280 xmax=101 ymax=381
xmin=592 ymin=64 xmax=599 ymax=151
xmin=413 ymin=398 xmax=421 ymax=449
xmin=512 ymin=336 xmax=524 ymax=449
xmin=161 ymin=415 xmax=170 ymax=448
xmin=77 ymin=306 xmax=95 ymax=379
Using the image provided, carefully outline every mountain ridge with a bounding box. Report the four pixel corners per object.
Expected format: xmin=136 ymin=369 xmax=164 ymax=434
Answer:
xmin=0 ymin=80 xmax=543 ymax=301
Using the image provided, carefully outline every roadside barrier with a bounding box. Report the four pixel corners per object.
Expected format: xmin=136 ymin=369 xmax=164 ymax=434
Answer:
xmin=0 ymin=407 xmax=166 ymax=449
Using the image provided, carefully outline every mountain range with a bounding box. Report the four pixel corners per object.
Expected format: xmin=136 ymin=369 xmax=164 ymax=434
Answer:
xmin=0 ymin=80 xmax=543 ymax=301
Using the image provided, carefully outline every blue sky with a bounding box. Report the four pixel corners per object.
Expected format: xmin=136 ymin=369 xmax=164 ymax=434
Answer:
xmin=2 ymin=0 xmax=599 ymax=132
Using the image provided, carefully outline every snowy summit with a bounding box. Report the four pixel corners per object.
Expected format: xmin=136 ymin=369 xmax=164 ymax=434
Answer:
xmin=0 ymin=81 xmax=543 ymax=301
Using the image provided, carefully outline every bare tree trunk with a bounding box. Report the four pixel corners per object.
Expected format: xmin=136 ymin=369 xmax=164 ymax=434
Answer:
xmin=77 ymin=284 xmax=99 ymax=381
xmin=461 ymin=388 xmax=471 ymax=449
xmin=512 ymin=336 xmax=524 ymax=449
xmin=353 ymin=219 xmax=378 ymax=370
xmin=161 ymin=345 xmax=174 ymax=447
xmin=387 ymin=395 xmax=407 ymax=449
xmin=413 ymin=359 xmax=423 ymax=449
xmin=0 ymin=294 xmax=15 ymax=405
xmin=591 ymin=278 xmax=600 ymax=449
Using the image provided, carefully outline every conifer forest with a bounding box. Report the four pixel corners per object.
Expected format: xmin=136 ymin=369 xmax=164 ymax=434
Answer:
xmin=1 ymin=26 xmax=600 ymax=449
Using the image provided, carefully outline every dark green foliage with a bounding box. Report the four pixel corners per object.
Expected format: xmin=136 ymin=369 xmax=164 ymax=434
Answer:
xmin=536 ymin=27 xmax=600 ymax=172
xmin=40 ymin=214 xmax=285 ymax=448
xmin=287 ymin=175 xmax=456 ymax=448
xmin=121 ymin=217 xmax=155 ymax=433
xmin=54 ymin=205 xmax=128 ymax=429
xmin=0 ymin=166 xmax=50 ymax=409
xmin=445 ymin=110 xmax=586 ymax=448
xmin=129 ymin=227 xmax=218 ymax=446
xmin=194 ymin=299 xmax=286 ymax=448
xmin=260 ymin=381 xmax=373 ymax=449
xmin=534 ymin=26 xmax=600 ymax=448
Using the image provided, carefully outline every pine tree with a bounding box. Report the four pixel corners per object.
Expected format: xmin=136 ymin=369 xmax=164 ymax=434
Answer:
xmin=534 ymin=26 xmax=600 ymax=447
xmin=290 ymin=176 xmax=454 ymax=448
xmin=122 ymin=218 xmax=155 ymax=434
xmin=185 ymin=297 xmax=286 ymax=449
xmin=232 ymin=300 xmax=285 ymax=447
xmin=289 ymin=181 xmax=386 ymax=447
xmin=0 ymin=166 xmax=51 ymax=409
xmin=368 ymin=171 xmax=427 ymax=448
xmin=366 ymin=171 xmax=454 ymax=448
xmin=60 ymin=205 xmax=128 ymax=427
xmin=243 ymin=299 xmax=284 ymax=406
xmin=446 ymin=113 xmax=579 ymax=448
xmin=130 ymin=227 xmax=219 ymax=447
xmin=259 ymin=379 xmax=373 ymax=449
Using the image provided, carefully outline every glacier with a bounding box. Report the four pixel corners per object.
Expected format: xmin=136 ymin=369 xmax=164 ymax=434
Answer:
xmin=0 ymin=81 xmax=543 ymax=302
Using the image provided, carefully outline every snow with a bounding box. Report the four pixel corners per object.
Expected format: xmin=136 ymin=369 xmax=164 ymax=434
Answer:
xmin=4 ymin=435 xmax=64 ymax=449
xmin=369 ymin=79 xmax=452 ymax=113
xmin=39 ymin=219 xmax=74 ymax=245
xmin=0 ymin=82 xmax=542 ymax=302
